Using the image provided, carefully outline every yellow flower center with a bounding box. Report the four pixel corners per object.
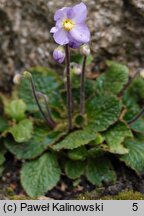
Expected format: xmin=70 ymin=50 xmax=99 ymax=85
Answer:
xmin=63 ymin=19 xmax=74 ymax=31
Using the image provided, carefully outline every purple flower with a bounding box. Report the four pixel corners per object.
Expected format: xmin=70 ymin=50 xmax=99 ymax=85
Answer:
xmin=53 ymin=46 xmax=65 ymax=63
xmin=50 ymin=2 xmax=90 ymax=47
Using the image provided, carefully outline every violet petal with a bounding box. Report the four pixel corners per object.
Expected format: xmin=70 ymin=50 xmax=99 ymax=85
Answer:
xmin=54 ymin=28 xmax=69 ymax=45
xmin=70 ymin=23 xmax=90 ymax=43
xmin=69 ymin=2 xmax=87 ymax=23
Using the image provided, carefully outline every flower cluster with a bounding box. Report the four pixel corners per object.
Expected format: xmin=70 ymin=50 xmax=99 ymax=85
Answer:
xmin=51 ymin=2 xmax=90 ymax=63
xmin=50 ymin=2 xmax=91 ymax=131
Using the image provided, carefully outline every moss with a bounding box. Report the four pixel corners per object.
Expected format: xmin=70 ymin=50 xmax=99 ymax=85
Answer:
xmin=1 ymin=187 xmax=31 ymax=200
xmin=76 ymin=189 xmax=100 ymax=200
xmin=76 ymin=190 xmax=144 ymax=200
xmin=102 ymin=190 xmax=144 ymax=200
xmin=9 ymin=195 xmax=32 ymax=200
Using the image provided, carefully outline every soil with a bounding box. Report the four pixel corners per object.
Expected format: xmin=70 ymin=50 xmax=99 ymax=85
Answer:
xmin=1 ymin=152 xmax=144 ymax=200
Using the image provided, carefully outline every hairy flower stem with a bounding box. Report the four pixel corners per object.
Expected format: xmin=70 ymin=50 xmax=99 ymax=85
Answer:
xmin=65 ymin=44 xmax=72 ymax=131
xmin=128 ymin=107 xmax=144 ymax=125
xmin=80 ymin=56 xmax=87 ymax=115
xmin=29 ymin=75 xmax=55 ymax=129
xmin=36 ymin=92 xmax=56 ymax=128
xmin=118 ymin=71 xmax=139 ymax=98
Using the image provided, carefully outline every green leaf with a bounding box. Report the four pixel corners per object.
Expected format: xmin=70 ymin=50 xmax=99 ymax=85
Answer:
xmin=0 ymin=146 xmax=6 ymax=177
xmin=71 ymin=53 xmax=93 ymax=65
xmin=18 ymin=66 xmax=64 ymax=112
xmin=0 ymin=152 xmax=5 ymax=165
xmin=52 ymin=128 xmax=97 ymax=151
xmin=86 ymin=94 xmax=122 ymax=132
xmin=96 ymin=61 xmax=129 ymax=94
xmin=65 ymin=160 xmax=84 ymax=179
xmin=21 ymin=152 xmax=61 ymax=197
xmin=86 ymin=157 xmax=116 ymax=186
xmin=120 ymin=139 xmax=144 ymax=173
xmin=5 ymin=127 xmax=63 ymax=159
xmin=86 ymin=55 xmax=94 ymax=65
xmin=5 ymin=99 xmax=27 ymax=121
xmin=73 ymin=114 xmax=87 ymax=128
xmin=128 ymin=77 xmax=144 ymax=102
xmin=0 ymin=166 xmax=4 ymax=176
xmin=130 ymin=119 xmax=144 ymax=134
xmin=123 ymin=91 xmax=141 ymax=121
xmin=87 ymin=147 xmax=104 ymax=158
xmin=0 ymin=117 xmax=8 ymax=132
xmin=104 ymin=121 xmax=132 ymax=154
xmin=68 ymin=146 xmax=87 ymax=160
xmin=8 ymin=119 xmax=33 ymax=143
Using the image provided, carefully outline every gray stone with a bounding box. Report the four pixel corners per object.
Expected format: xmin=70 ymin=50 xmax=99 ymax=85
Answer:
xmin=0 ymin=0 xmax=144 ymax=91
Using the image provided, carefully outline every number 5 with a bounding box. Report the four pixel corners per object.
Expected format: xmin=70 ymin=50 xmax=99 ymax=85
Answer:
xmin=132 ymin=203 xmax=138 ymax=211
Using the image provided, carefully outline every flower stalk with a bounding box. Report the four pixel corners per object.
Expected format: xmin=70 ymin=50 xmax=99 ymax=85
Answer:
xmin=65 ymin=45 xmax=73 ymax=131
xmin=80 ymin=56 xmax=87 ymax=115
xmin=128 ymin=107 xmax=144 ymax=125
xmin=36 ymin=92 xmax=56 ymax=128
xmin=118 ymin=71 xmax=139 ymax=98
xmin=23 ymin=71 xmax=55 ymax=129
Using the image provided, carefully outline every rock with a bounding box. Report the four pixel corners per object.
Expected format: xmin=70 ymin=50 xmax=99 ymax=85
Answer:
xmin=0 ymin=0 xmax=144 ymax=91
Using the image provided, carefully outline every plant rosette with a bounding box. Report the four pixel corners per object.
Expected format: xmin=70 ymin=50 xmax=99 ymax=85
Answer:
xmin=0 ymin=2 xmax=144 ymax=198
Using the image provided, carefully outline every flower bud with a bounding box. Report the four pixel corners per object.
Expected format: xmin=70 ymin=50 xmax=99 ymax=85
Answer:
xmin=53 ymin=46 xmax=65 ymax=63
xmin=80 ymin=44 xmax=90 ymax=56
xmin=22 ymin=71 xmax=32 ymax=79
xmin=13 ymin=74 xmax=22 ymax=85
xmin=140 ymin=70 xmax=144 ymax=78
xmin=72 ymin=64 xmax=82 ymax=75
xmin=36 ymin=92 xmax=49 ymax=102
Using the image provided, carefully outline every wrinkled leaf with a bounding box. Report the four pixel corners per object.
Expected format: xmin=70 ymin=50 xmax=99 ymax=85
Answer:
xmin=65 ymin=160 xmax=84 ymax=179
xmin=86 ymin=94 xmax=122 ymax=132
xmin=86 ymin=157 xmax=116 ymax=186
xmin=104 ymin=121 xmax=132 ymax=154
xmin=8 ymin=119 xmax=33 ymax=143
xmin=5 ymin=99 xmax=27 ymax=121
xmin=128 ymin=77 xmax=144 ymax=102
xmin=120 ymin=139 xmax=144 ymax=173
xmin=18 ymin=66 xmax=64 ymax=113
xmin=5 ymin=127 xmax=63 ymax=159
xmin=53 ymin=128 xmax=97 ymax=151
xmin=123 ymin=91 xmax=141 ymax=121
xmin=130 ymin=119 xmax=144 ymax=134
xmin=68 ymin=146 xmax=87 ymax=160
xmin=96 ymin=61 xmax=129 ymax=94
xmin=21 ymin=152 xmax=61 ymax=197
xmin=0 ymin=117 xmax=8 ymax=133
xmin=0 ymin=152 xmax=5 ymax=165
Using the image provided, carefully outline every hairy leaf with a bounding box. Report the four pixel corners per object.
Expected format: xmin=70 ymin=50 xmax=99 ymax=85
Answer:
xmin=86 ymin=157 xmax=116 ymax=186
xmin=0 ymin=152 xmax=5 ymax=165
xmin=5 ymin=127 xmax=63 ymax=159
xmin=0 ymin=166 xmax=4 ymax=177
xmin=104 ymin=121 xmax=132 ymax=154
xmin=68 ymin=146 xmax=87 ymax=160
xmin=18 ymin=66 xmax=64 ymax=113
xmin=123 ymin=91 xmax=141 ymax=121
xmin=120 ymin=139 xmax=144 ymax=173
xmin=0 ymin=117 xmax=8 ymax=132
xmin=86 ymin=94 xmax=122 ymax=131
xmin=21 ymin=152 xmax=61 ymax=197
xmin=8 ymin=119 xmax=33 ymax=143
xmin=128 ymin=77 xmax=144 ymax=102
xmin=130 ymin=119 xmax=144 ymax=134
xmin=5 ymin=99 xmax=27 ymax=121
xmin=52 ymin=128 xmax=97 ymax=151
xmin=65 ymin=160 xmax=84 ymax=179
xmin=96 ymin=61 xmax=129 ymax=94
